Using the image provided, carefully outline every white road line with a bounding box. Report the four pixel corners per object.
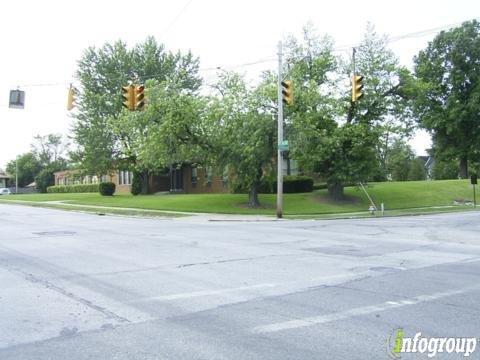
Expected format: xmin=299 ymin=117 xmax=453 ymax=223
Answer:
xmin=252 ymin=285 xmax=480 ymax=334
xmin=136 ymin=283 xmax=277 ymax=302
xmin=133 ymin=273 xmax=368 ymax=303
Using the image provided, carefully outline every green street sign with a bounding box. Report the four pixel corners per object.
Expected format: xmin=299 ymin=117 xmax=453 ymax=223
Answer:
xmin=278 ymin=140 xmax=289 ymax=151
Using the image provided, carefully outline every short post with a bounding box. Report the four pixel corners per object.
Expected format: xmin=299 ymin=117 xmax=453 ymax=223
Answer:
xmin=471 ymin=175 xmax=478 ymax=208
xmin=15 ymin=155 xmax=18 ymax=194
xmin=473 ymin=183 xmax=476 ymax=208
xmin=381 ymin=202 xmax=385 ymax=216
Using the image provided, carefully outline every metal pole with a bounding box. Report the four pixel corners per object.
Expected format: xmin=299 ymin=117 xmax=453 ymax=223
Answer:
xmin=473 ymin=185 xmax=476 ymax=208
xmin=276 ymin=41 xmax=284 ymax=219
xmin=359 ymin=182 xmax=377 ymax=211
xmin=15 ymin=155 xmax=18 ymax=194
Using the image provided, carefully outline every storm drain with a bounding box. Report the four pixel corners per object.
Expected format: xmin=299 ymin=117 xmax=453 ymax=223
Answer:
xmin=33 ymin=231 xmax=76 ymax=237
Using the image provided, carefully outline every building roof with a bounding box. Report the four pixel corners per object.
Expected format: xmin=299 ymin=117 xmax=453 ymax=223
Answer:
xmin=0 ymin=169 xmax=11 ymax=179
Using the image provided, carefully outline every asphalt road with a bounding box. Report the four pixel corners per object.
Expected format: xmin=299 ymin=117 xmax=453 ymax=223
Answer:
xmin=0 ymin=204 xmax=479 ymax=359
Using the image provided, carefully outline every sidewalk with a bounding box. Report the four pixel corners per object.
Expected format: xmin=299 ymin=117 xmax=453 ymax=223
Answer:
xmin=0 ymin=199 xmax=279 ymax=222
xmin=1 ymin=199 xmax=476 ymax=222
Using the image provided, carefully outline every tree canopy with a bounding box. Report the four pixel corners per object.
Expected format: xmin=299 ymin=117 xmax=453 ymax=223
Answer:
xmin=414 ymin=20 xmax=480 ymax=178
xmin=72 ymin=37 xmax=201 ymax=176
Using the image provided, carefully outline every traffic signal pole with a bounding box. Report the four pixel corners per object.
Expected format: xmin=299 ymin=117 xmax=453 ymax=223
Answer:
xmin=277 ymin=41 xmax=284 ymax=219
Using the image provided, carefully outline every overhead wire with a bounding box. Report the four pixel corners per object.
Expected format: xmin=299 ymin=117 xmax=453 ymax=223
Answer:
xmin=159 ymin=0 xmax=195 ymax=39
xmin=8 ymin=17 xmax=479 ymax=89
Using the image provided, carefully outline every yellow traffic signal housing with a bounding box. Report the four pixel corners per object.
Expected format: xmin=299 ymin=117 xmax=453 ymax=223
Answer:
xmin=352 ymin=75 xmax=364 ymax=102
xmin=135 ymin=85 xmax=145 ymax=111
xmin=122 ymin=85 xmax=136 ymax=111
xmin=67 ymin=85 xmax=78 ymax=111
xmin=281 ymin=80 xmax=293 ymax=105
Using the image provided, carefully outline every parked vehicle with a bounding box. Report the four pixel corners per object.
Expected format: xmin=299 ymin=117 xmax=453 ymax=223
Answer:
xmin=0 ymin=188 xmax=11 ymax=195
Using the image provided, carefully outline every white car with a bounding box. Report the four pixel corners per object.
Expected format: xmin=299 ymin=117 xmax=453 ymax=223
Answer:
xmin=0 ymin=188 xmax=11 ymax=195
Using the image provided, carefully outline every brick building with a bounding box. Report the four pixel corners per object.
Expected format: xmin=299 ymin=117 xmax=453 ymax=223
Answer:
xmin=53 ymin=165 xmax=228 ymax=194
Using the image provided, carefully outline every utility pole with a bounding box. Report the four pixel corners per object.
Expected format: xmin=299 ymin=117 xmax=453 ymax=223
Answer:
xmin=277 ymin=41 xmax=284 ymax=219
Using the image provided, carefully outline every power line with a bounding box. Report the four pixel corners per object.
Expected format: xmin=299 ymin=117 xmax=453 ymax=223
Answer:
xmin=8 ymin=18 xmax=479 ymax=89
xmin=199 ymin=57 xmax=276 ymax=72
xmin=334 ymin=17 xmax=480 ymax=51
xmin=12 ymin=82 xmax=70 ymax=88
xmin=160 ymin=0 xmax=195 ymax=39
xmin=388 ymin=18 xmax=479 ymax=43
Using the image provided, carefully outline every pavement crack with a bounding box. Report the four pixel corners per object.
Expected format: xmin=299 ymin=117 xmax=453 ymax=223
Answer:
xmin=2 ymin=262 xmax=130 ymax=324
xmin=176 ymin=253 xmax=300 ymax=268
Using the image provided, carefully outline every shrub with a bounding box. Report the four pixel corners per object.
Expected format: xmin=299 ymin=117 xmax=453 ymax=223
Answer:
xmin=36 ymin=168 xmax=55 ymax=193
xmin=260 ymin=175 xmax=314 ymax=193
xmin=131 ymin=172 xmax=142 ymax=195
xmin=258 ymin=175 xmax=275 ymax=194
xmin=313 ymin=183 xmax=328 ymax=191
xmin=99 ymin=182 xmax=115 ymax=196
xmin=283 ymin=175 xmax=314 ymax=193
xmin=47 ymin=184 xmax=99 ymax=193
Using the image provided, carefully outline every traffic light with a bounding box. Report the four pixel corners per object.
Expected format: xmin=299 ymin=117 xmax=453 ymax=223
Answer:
xmin=122 ymin=85 xmax=135 ymax=111
xmin=135 ymin=85 xmax=145 ymax=111
xmin=352 ymin=75 xmax=364 ymax=102
xmin=281 ymin=80 xmax=293 ymax=105
xmin=67 ymin=85 xmax=78 ymax=111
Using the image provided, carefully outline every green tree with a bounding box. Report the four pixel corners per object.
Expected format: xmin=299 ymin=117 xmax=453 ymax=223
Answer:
xmin=31 ymin=134 xmax=67 ymax=167
xmin=34 ymin=167 xmax=57 ymax=193
xmin=387 ymin=139 xmax=415 ymax=181
xmin=408 ymin=158 xmax=427 ymax=181
xmin=73 ymin=37 xmax=201 ymax=176
xmin=414 ymin=20 xmax=480 ymax=178
xmin=30 ymin=133 xmax=69 ymax=193
xmin=110 ymin=79 xmax=208 ymax=193
xmin=206 ymin=72 xmax=277 ymax=207
xmin=287 ymin=24 xmax=414 ymax=200
xmin=432 ymin=157 xmax=459 ymax=180
xmin=6 ymin=153 xmax=42 ymax=187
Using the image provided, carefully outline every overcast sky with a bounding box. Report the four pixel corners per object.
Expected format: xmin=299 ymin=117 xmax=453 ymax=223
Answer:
xmin=1 ymin=0 xmax=479 ymax=169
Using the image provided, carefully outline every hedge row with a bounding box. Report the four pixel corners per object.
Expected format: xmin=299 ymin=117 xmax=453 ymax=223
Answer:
xmin=259 ymin=175 xmax=314 ymax=193
xmin=47 ymin=184 xmax=99 ymax=193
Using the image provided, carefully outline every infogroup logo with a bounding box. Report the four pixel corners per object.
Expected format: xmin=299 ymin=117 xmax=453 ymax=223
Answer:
xmin=387 ymin=328 xmax=477 ymax=358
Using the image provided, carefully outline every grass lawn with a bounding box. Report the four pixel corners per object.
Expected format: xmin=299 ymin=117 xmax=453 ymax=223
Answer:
xmin=0 ymin=179 xmax=475 ymax=215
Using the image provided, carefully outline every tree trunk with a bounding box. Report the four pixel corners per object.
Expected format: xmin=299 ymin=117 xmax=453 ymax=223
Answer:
xmin=141 ymin=170 xmax=149 ymax=194
xmin=459 ymin=156 xmax=468 ymax=179
xmin=328 ymin=181 xmax=344 ymax=201
xmin=286 ymin=154 xmax=291 ymax=176
xmin=248 ymin=183 xmax=260 ymax=208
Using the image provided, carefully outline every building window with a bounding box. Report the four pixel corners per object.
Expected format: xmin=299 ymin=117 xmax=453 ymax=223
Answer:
xmin=222 ymin=166 xmax=229 ymax=188
xmin=206 ymin=166 xmax=213 ymax=184
xmin=118 ymin=171 xmax=133 ymax=185
xmin=191 ymin=167 xmax=198 ymax=185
